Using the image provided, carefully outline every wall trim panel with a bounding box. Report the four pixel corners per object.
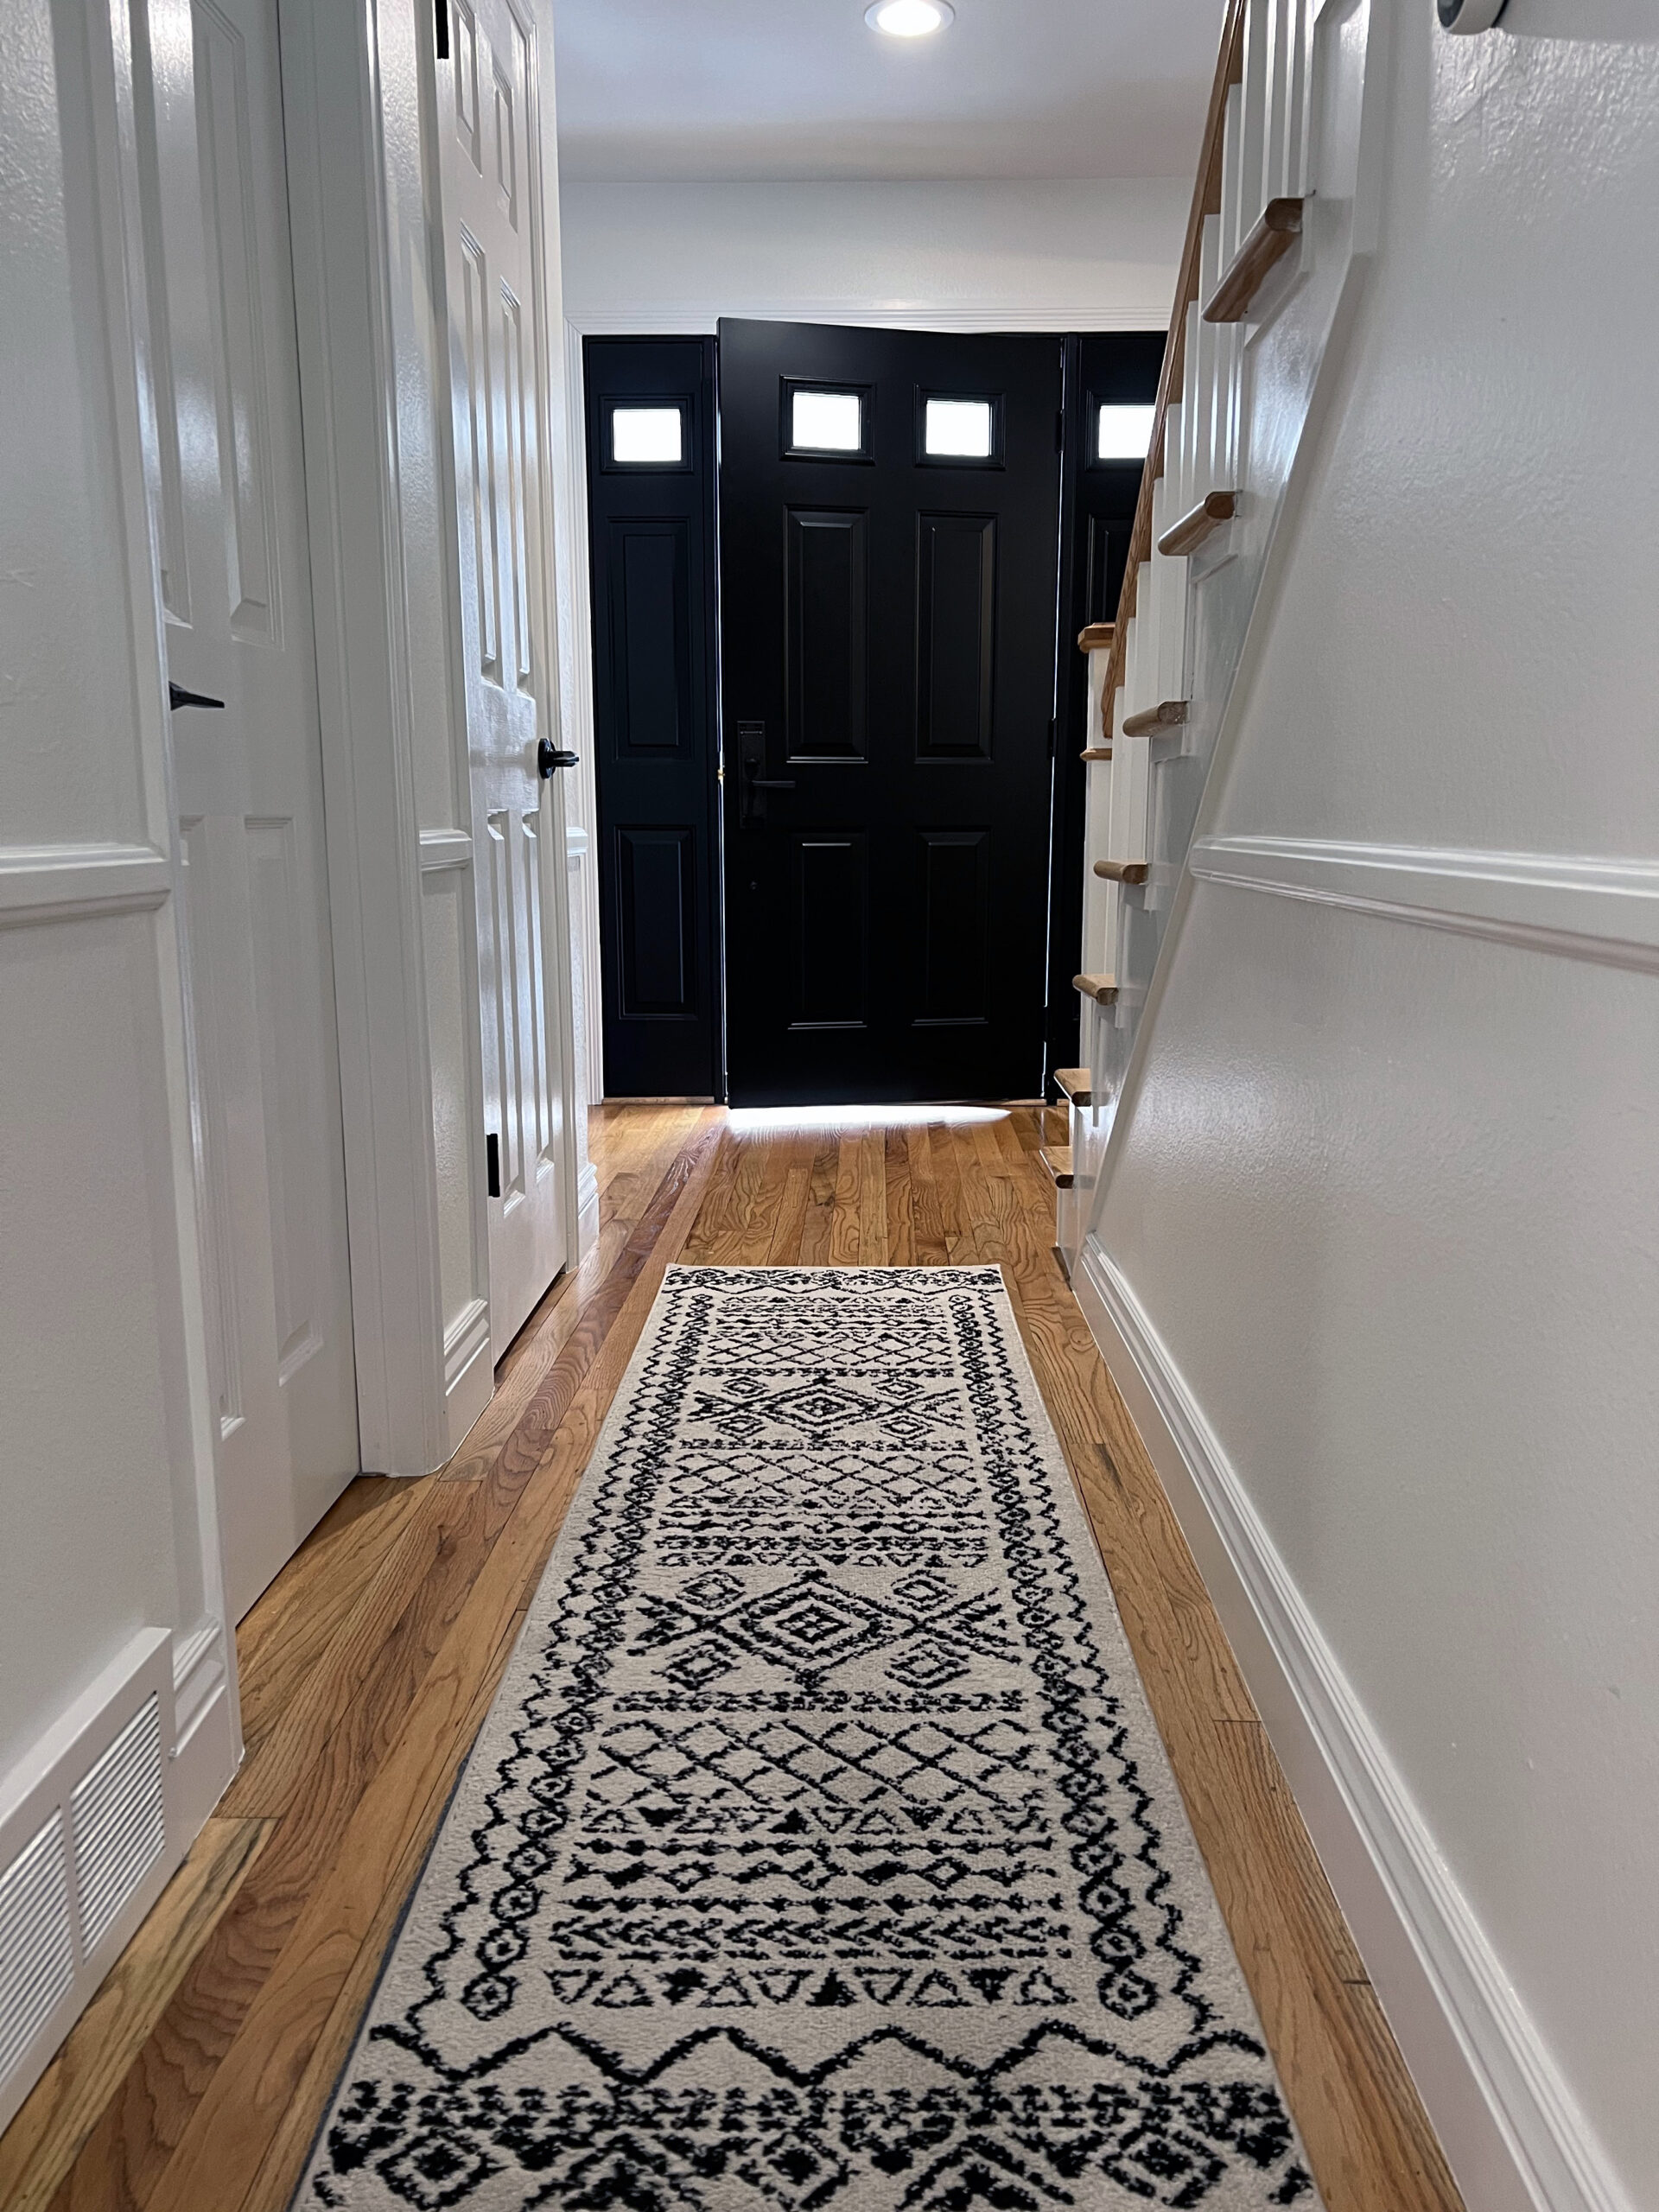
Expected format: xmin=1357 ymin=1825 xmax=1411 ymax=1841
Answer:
xmin=1071 ymin=1235 xmax=1635 ymax=2212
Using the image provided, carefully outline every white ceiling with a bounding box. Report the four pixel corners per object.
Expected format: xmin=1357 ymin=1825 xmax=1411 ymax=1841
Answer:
xmin=552 ymin=0 xmax=1228 ymax=183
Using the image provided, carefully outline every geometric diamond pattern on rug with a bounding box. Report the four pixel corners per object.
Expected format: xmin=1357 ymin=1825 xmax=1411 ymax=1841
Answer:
xmin=296 ymin=1267 xmax=1319 ymax=2210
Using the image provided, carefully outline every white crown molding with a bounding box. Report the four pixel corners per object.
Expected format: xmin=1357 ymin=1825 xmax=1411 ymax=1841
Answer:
xmin=564 ymin=303 xmax=1166 ymax=337
xmin=1071 ymin=1233 xmax=1634 ymax=2212
xmin=1190 ymin=835 xmax=1659 ymax=975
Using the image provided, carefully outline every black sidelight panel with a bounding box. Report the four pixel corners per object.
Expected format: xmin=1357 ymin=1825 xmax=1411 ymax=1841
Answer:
xmin=1047 ymin=330 xmax=1166 ymax=1082
xmin=586 ymin=336 xmax=721 ymax=1097
xmin=616 ymin=826 xmax=695 ymax=1018
xmin=607 ymin=518 xmax=692 ymax=755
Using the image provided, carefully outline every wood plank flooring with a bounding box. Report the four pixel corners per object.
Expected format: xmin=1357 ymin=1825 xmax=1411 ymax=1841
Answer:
xmin=6 ymin=1103 xmax=1465 ymax=2212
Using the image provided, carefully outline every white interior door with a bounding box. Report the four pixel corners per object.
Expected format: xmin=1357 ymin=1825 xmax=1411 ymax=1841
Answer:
xmin=437 ymin=0 xmax=570 ymax=1361
xmin=139 ymin=0 xmax=359 ymax=1616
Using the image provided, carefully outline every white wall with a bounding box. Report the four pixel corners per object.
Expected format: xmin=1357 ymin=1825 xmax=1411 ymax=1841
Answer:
xmin=559 ymin=176 xmax=1187 ymax=332
xmin=1090 ymin=6 xmax=1659 ymax=2207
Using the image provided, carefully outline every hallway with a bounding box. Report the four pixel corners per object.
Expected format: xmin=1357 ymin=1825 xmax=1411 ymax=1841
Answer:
xmin=3 ymin=1106 xmax=1458 ymax=2212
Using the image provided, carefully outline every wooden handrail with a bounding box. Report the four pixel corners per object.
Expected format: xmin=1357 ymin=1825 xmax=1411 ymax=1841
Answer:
xmin=1205 ymin=197 xmax=1303 ymax=323
xmin=1098 ymin=0 xmax=1247 ymax=739
xmin=1120 ymin=699 xmax=1187 ymax=738
xmin=1080 ymin=746 xmax=1113 ymax=762
xmin=1157 ymin=492 xmax=1236 ymax=558
xmin=1077 ymin=623 xmax=1116 ymax=652
xmin=1093 ymin=860 xmax=1149 ymax=885
xmin=1073 ymin=972 xmax=1118 ymax=1004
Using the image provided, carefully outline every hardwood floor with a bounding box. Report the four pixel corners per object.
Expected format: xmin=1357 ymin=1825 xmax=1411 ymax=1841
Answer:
xmin=3 ymin=1103 xmax=1464 ymax=2212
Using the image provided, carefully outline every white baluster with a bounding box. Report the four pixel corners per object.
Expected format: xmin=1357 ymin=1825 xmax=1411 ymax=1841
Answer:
xmin=1236 ymin=0 xmax=1270 ymax=246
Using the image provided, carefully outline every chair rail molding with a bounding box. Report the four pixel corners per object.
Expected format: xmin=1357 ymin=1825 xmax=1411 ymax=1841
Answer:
xmin=0 ymin=844 xmax=174 ymax=925
xmin=1188 ymin=835 xmax=1659 ymax=974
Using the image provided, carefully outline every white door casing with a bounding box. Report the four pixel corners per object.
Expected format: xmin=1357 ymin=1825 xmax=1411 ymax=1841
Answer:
xmin=138 ymin=0 xmax=359 ymax=1616
xmin=436 ymin=0 xmax=570 ymax=1362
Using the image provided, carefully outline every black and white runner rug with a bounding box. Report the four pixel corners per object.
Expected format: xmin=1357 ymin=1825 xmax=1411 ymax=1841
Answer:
xmin=301 ymin=1267 xmax=1316 ymax=2210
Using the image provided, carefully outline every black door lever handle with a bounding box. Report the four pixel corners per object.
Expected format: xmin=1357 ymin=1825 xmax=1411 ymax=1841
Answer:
xmin=537 ymin=740 xmax=580 ymax=778
xmin=749 ymin=778 xmax=796 ymax=790
xmin=168 ymin=682 xmax=225 ymax=711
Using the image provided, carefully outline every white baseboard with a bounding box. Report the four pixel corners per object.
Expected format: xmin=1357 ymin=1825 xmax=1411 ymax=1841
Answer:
xmin=171 ymin=1617 xmax=238 ymax=1838
xmin=576 ymin=1160 xmax=601 ymax=1259
xmin=168 ymin=1675 xmax=239 ymax=1841
xmin=443 ymin=1298 xmax=495 ymax=1460
xmin=1071 ymin=1234 xmax=1631 ymax=2212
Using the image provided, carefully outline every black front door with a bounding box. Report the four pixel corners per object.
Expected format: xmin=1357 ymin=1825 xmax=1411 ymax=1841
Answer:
xmin=718 ymin=319 xmax=1063 ymax=1107
xmin=585 ymin=336 xmax=722 ymax=1098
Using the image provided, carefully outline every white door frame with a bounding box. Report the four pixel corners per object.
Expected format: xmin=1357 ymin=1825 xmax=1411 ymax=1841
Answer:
xmin=274 ymin=0 xmax=589 ymax=1474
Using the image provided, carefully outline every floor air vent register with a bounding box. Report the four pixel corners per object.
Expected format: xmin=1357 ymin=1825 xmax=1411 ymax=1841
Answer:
xmin=0 ymin=1629 xmax=179 ymax=2132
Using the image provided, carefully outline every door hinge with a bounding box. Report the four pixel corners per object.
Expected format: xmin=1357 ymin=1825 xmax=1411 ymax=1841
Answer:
xmin=486 ymin=1130 xmax=500 ymax=1198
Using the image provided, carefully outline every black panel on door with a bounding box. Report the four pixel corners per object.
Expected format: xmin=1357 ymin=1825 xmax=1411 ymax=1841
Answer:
xmin=915 ymin=829 xmax=989 ymax=1024
xmin=793 ymin=835 xmax=868 ymax=1027
xmin=916 ymin=514 xmax=995 ymax=760
xmin=586 ymin=337 xmax=721 ymax=1097
xmin=786 ymin=510 xmax=868 ymax=760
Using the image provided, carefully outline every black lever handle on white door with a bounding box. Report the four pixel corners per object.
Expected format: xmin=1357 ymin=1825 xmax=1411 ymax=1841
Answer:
xmin=168 ymin=682 xmax=225 ymax=711
xmin=537 ymin=740 xmax=580 ymax=778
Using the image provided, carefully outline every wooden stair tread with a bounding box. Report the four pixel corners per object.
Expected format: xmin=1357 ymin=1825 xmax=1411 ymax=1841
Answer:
xmin=1077 ymin=622 xmax=1116 ymax=652
xmin=1093 ymin=859 xmax=1149 ymax=885
xmin=1052 ymin=1067 xmax=1092 ymax=1108
xmin=1073 ymin=972 xmax=1118 ymax=1004
xmin=1080 ymin=746 xmax=1113 ymax=762
xmin=1039 ymin=1146 xmax=1074 ymax=1190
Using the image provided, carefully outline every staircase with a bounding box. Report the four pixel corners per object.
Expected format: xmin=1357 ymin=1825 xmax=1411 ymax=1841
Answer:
xmin=1058 ymin=0 xmax=1389 ymax=1269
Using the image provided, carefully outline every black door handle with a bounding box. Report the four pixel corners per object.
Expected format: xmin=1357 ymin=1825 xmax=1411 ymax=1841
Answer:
xmin=749 ymin=778 xmax=796 ymax=791
xmin=168 ymin=682 xmax=225 ymax=711
xmin=537 ymin=740 xmax=579 ymax=778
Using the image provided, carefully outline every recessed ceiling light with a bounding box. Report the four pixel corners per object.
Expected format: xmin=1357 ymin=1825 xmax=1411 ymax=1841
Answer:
xmin=866 ymin=0 xmax=955 ymax=37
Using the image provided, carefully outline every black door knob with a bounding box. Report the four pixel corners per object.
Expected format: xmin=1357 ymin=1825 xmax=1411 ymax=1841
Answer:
xmin=537 ymin=740 xmax=579 ymax=778
xmin=168 ymin=682 xmax=225 ymax=711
